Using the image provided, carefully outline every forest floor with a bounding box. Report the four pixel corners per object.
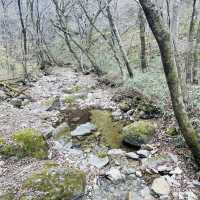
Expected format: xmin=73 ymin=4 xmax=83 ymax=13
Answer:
xmin=0 ymin=67 xmax=199 ymax=200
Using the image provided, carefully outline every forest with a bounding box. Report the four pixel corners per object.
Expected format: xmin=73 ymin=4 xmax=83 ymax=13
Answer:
xmin=0 ymin=0 xmax=200 ymax=199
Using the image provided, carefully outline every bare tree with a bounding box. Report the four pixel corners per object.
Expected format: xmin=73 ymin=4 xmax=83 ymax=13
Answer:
xmin=106 ymin=3 xmax=133 ymax=78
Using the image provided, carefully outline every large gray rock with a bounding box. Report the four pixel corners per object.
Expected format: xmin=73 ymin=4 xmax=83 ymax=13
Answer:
xmin=88 ymin=154 xmax=109 ymax=169
xmin=71 ymin=122 xmax=96 ymax=136
xmin=122 ymin=121 xmax=156 ymax=148
xmin=151 ymin=176 xmax=170 ymax=196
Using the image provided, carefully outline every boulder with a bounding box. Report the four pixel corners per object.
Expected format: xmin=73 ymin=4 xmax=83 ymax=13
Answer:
xmin=23 ymin=166 xmax=86 ymax=200
xmin=122 ymin=121 xmax=156 ymax=148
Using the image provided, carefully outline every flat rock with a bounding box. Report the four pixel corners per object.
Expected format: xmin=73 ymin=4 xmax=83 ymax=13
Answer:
xmin=71 ymin=122 xmax=96 ymax=136
xmin=88 ymin=154 xmax=109 ymax=169
xmin=108 ymin=149 xmax=126 ymax=156
xmin=126 ymin=152 xmax=139 ymax=160
xmin=137 ymin=150 xmax=150 ymax=158
xmin=169 ymin=167 xmax=182 ymax=175
xmin=151 ymin=176 xmax=170 ymax=196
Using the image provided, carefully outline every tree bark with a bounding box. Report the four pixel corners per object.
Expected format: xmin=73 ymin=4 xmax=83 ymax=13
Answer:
xmin=139 ymin=0 xmax=200 ymax=165
xmin=138 ymin=7 xmax=148 ymax=72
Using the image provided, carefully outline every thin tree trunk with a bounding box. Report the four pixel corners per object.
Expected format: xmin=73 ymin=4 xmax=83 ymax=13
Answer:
xmin=138 ymin=7 xmax=148 ymax=72
xmin=185 ymin=0 xmax=197 ymax=83
xmin=17 ymin=0 xmax=28 ymax=79
xmin=193 ymin=21 xmax=200 ymax=84
xmin=106 ymin=5 xmax=133 ymax=78
xmin=139 ymin=0 xmax=200 ymax=165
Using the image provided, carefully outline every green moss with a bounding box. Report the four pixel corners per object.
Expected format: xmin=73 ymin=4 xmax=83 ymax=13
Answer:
xmin=24 ymin=167 xmax=86 ymax=200
xmin=90 ymin=110 xmax=124 ymax=148
xmin=13 ymin=128 xmax=48 ymax=159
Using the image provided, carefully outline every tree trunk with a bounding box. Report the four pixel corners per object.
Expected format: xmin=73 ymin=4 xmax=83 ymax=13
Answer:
xmin=170 ymin=0 xmax=188 ymax=102
xmin=185 ymin=0 xmax=198 ymax=83
xmin=106 ymin=5 xmax=133 ymax=78
xmin=17 ymin=0 xmax=28 ymax=79
xmin=139 ymin=0 xmax=200 ymax=165
xmin=138 ymin=7 xmax=148 ymax=72
xmin=193 ymin=21 xmax=200 ymax=84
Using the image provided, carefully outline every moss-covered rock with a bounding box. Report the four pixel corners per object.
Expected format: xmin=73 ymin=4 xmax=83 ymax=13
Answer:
xmin=122 ymin=121 xmax=156 ymax=148
xmin=23 ymin=166 xmax=86 ymax=200
xmin=13 ymin=128 xmax=48 ymax=159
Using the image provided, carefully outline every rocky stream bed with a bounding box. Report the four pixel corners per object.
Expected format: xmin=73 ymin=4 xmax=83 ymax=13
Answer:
xmin=0 ymin=67 xmax=199 ymax=200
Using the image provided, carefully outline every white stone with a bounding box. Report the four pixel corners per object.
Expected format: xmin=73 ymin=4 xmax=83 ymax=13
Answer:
xmin=108 ymin=149 xmax=126 ymax=156
xmin=135 ymin=170 xmax=143 ymax=177
xmin=151 ymin=176 xmax=170 ymax=196
xmin=126 ymin=152 xmax=139 ymax=160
